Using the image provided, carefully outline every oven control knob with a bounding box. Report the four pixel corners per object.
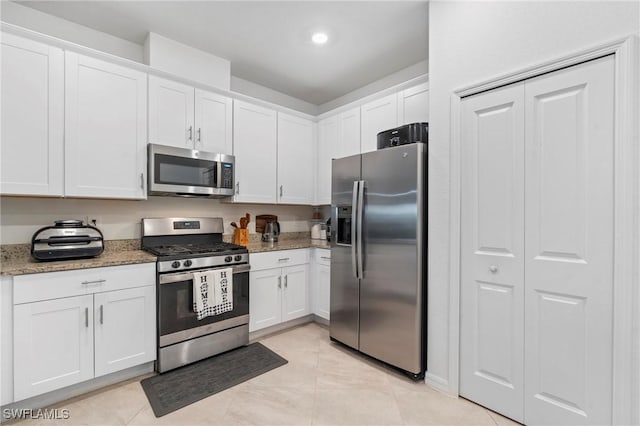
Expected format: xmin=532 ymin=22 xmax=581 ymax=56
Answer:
xmin=171 ymin=261 xmax=181 ymax=269
xmin=225 ymin=256 xmax=232 ymax=263
xmin=234 ymin=255 xmax=242 ymax=261
xmin=184 ymin=260 xmax=193 ymax=267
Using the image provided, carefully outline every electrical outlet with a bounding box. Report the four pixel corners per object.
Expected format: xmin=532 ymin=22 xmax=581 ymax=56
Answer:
xmin=83 ymin=216 xmax=100 ymax=227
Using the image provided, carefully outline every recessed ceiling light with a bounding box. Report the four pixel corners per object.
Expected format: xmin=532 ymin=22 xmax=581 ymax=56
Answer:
xmin=311 ymin=32 xmax=328 ymax=45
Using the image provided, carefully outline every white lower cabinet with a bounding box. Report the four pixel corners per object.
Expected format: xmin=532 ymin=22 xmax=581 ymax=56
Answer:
xmin=12 ymin=264 xmax=156 ymax=402
xmin=14 ymin=295 xmax=95 ymax=400
xmin=94 ymin=286 xmax=155 ymax=377
xmin=249 ymin=250 xmax=310 ymax=332
xmin=312 ymin=249 xmax=331 ymax=320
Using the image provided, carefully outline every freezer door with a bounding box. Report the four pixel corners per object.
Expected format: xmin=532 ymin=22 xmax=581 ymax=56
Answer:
xmin=330 ymin=154 xmax=361 ymax=349
xmin=359 ymin=144 xmax=426 ymax=374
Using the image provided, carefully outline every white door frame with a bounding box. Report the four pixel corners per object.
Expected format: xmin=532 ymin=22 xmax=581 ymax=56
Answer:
xmin=448 ymin=35 xmax=639 ymax=425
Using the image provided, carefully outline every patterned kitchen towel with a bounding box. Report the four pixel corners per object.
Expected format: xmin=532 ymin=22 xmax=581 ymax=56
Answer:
xmin=192 ymin=268 xmax=233 ymax=320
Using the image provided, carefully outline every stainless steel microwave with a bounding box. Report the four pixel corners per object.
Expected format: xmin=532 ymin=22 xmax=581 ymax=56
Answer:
xmin=148 ymin=144 xmax=235 ymax=198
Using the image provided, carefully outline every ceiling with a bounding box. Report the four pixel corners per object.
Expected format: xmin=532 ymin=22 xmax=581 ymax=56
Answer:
xmin=13 ymin=1 xmax=429 ymax=105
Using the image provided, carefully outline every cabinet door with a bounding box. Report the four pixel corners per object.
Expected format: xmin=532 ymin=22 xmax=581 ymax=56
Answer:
xmin=360 ymin=93 xmax=398 ymax=153
xmin=315 ymin=264 xmax=331 ymax=320
xmin=233 ymin=100 xmax=277 ymax=203
xmin=523 ymin=55 xmax=614 ymax=426
xmin=148 ymin=75 xmax=195 ymax=149
xmin=1 ymin=277 xmax=13 ymax=405
xmin=337 ymin=107 xmax=361 ymax=158
xmin=277 ymin=112 xmax=313 ymax=204
xmin=249 ymin=269 xmax=282 ymax=332
xmin=65 ymin=52 xmax=147 ymax=199
xmin=282 ymin=264 xmax=309 ymax=322
xmin=194 ymin=89 xmax=232 ymax=154
xmin=460 ymin=83 xmax=525 ymax=423
xmin=316 ymin=115 xmax=338 ymax=205
xmin=94 ymin=286 xmax=156 ymax=377
xmin=399 ymin=82 xmax=429 ymax=125
xmin=1 ymin=33 xmax=64 ymax=196
xmin=13 ymin=295 xmax=94 ymax=401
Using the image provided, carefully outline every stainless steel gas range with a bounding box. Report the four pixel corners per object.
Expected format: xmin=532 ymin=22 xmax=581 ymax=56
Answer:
xmin=141 ymin=217 xmax=250 ymax=373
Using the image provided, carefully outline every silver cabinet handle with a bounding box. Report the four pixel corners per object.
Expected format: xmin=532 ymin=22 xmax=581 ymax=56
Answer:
xmin=188 ymin=125 xmax=193 ymax=142
xmin=197 ymin=128 xmax=201 ymax=143
xmin=321 ymin=256 xmax=331 ymax=260
xmin=284 ymin=275 xmax=288 ymax=288
xmin=278 ymin=257 xmax=290 ymax=262
xmin=279 ymin=185 xmax=283 ymax=197
xmin=236 ymin=182 xmax=239 ymax=194
xmin=140 ymin=173 xmax=144 ymax=190
xmin=278 ymin=276 xmax=282 ymax=289
xmin=81 ymin=279 xmax=106 ymax=286
xmin=84 ymin=307 xmax=89 ymax=328
xmin=99 ymin=305 xmax=104 ymax=325
xmin=489 ymin=265 xmax=499 ymax=273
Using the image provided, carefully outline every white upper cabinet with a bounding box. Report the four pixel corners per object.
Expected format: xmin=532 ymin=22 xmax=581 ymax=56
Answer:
xmin=316 ymin=115 xmax=338 ymax=205
xmin=360 ymin=93 xmax=399 ymax=153
xmin=64 ymin=52 xmax=147 ymax=199
xmin=337 ymin=107 xmax=361 ymax=158
xmin=148 ymin=76 xmax=194 ymax=149
xmin=1 ymin=33 xmax=64 ymax=196
xmin=149 ymin=76 xmax=232 ymax=154
xmin=233 ymin=100 xmax=277 ymax=203
xmin=277 ymin=112 xmax=313 ymax=205
xmin=399 ymin=82 xmax=429 ymax=124
xmin=194 ymin=89 xmax=233 ymax=154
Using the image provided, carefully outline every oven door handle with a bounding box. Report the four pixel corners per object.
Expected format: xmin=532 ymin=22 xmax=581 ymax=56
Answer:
xmin=159 ymin=264 xmax=251 ymax=285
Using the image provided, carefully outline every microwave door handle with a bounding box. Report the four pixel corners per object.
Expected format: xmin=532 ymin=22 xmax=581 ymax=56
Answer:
xmin=351 ymin=181 xmax=359 ymax=279
xmin=159 ymin=264 xmax=251 ymax=284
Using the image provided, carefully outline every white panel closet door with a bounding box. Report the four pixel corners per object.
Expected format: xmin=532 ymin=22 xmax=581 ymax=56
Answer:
xmin=523 ymin=55 xmax=614 ymax=426
xmin=460 ymin=83 xmax=525 ymax=423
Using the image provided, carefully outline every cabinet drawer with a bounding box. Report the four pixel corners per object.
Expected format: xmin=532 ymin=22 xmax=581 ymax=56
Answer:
xmin=314 ymin=249 xmax=331 ymax=266
xmin=250 ymin=249 xmax=309 ymax=271
xmin=14 ymin=263 xmax=155 ymax=304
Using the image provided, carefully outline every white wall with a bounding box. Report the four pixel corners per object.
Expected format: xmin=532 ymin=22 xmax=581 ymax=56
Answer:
xmin=231 ymin=76 xmax=318 ymax=116
xmin=317 ymin=60 xmax=429 ymax=114
xmin=0 ymin=1 xmax=144 ymax=62
xmin=427 ymin=0 xmax=640 ymax=396
xmin=0 ymin=197 xmax=314 ymax=244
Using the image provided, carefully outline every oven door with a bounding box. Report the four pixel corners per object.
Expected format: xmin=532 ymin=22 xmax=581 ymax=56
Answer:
xmin=157 ymin=263 xmax=249 ymax=347
xmin=148 ymin=143 xmax=234 ymax=197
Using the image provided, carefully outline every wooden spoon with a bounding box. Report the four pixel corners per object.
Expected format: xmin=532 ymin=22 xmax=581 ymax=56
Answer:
xmin=239 ymin=217 xmax=247 ymax=229
xmin=231 ymin=222 xmax=238 ymax=229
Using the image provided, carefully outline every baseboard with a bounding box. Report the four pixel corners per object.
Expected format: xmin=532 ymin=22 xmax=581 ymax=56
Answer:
xmin=425 ymin=372 xmax=456 ymax=396
xmin=1 ymin=362 xmax=154 ymax=413
xmin=312 ymin=315 xmax=329 ymax=327
xmin=248 ymin=314 xmax=328 ymax=342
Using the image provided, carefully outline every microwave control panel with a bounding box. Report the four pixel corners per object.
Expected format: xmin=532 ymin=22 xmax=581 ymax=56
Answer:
xmin=221 ymin=163 xmax=233 ymax=189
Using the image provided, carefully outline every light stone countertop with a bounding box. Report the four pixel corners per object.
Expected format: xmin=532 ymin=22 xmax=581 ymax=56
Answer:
xmin=0 ymin=240 xmax=156 ymax=276
xmin=1 ymin=235 xmax=330 ymax=276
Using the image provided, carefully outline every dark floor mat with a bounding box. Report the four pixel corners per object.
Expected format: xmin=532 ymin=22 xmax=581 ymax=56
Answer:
xmin=140 ymin=343 xmax=288 ymax=417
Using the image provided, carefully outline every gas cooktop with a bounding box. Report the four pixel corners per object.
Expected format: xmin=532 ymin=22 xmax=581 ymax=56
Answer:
xmin=144 ymin=242 xmax=247 ymax=257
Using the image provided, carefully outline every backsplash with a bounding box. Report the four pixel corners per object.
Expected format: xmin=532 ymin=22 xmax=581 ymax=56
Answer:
xmin=0 ymin=196 xmax=321 ymax=244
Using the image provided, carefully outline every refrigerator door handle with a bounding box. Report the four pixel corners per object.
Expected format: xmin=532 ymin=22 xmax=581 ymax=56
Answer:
xmin=352 ymin=180 xmax=359 ymax=279
xmin=357 ymin=180 xmax=365 ymax=279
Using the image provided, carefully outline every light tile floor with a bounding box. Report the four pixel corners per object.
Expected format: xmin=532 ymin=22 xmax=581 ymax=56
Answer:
xmin=13 ymin=323 xmax=520 ymax=426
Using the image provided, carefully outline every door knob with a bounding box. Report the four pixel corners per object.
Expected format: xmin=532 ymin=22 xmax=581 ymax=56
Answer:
xmin=489 ymin=265 xmax=498 ymax=273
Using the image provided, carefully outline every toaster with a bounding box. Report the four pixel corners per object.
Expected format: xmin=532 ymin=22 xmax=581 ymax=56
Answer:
xmin=31 ymin=220 xmax=104 ymax=261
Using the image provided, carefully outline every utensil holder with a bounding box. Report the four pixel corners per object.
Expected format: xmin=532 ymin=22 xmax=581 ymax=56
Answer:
xmin=234 ymin=229 xmax=249 ymax=246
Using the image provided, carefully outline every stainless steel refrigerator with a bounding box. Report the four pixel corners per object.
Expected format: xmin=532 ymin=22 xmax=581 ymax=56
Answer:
xmin=330 ymin=143 xmax=427 ymax=378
